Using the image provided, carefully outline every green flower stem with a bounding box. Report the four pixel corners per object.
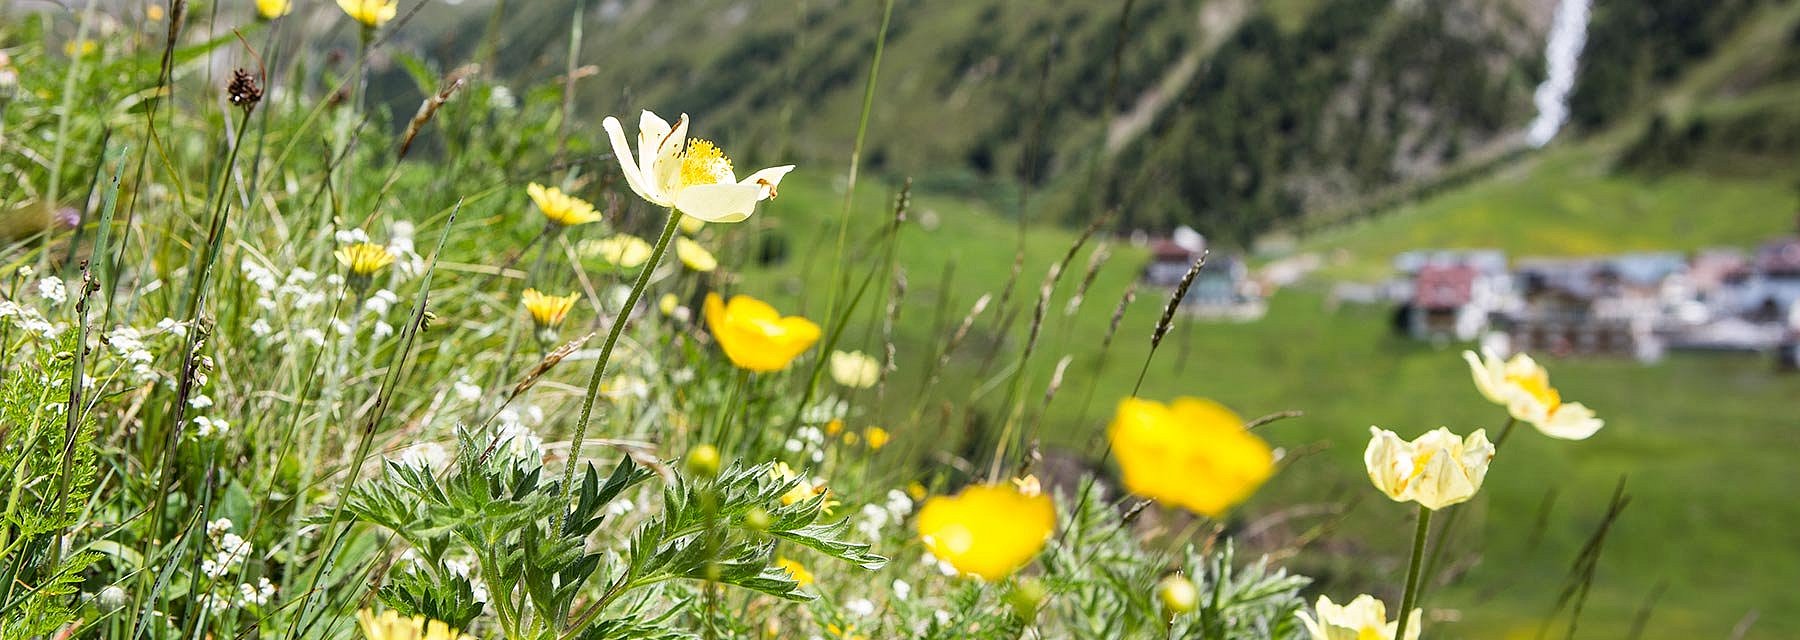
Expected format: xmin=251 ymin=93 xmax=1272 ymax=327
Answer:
xmin=557 ymin=208 xmax=682 ymax=523
xmin=1417 ymin=415 xmax=1516 ymax=605
xmin=1396 ymin=505 xmax=1432 ymax=640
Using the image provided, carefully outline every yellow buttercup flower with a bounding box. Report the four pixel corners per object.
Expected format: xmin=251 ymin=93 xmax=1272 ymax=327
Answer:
xmin=1463 ymin=348 xmax=1603 ymax=440
xmin=775 ymin=557 xmax=813 ymax=588
xmin=674 ymin=237 xmax=717 ymax=272
xmin=602 ymin=110 xmax=794 ymax=223
xmin=527 ymin=183 xmax=602 ymax=227
xmin=1295 ymin=595 xmax=1420 ymax=640
xmin=917 ymin=483 xmax=1054 ymax=581
xmin=906 ymin=481 xmax=928 ymax=500
xmin=521 ymin=289 xmax=579 ymax=329
xmin=1365 ymin=426 xmax=1493 ymax=511
xmin=255 ymin=0 xmax=292 ymax=19
xmin=824 ymin=418 xmax=845 ymax=437
xmin=864 ymin=426 xmax=890 ymax=451
xmin=583 ymin=234 xmax=654 ymax=268
xmin=335 ymin=242 xmax=395 ymax=277
xmin=658 ymin=293 xmax=681 ymax=317
xmin=337 ymin=0 xmax=398 ymax=28
xmin=147 ymin=3 xmax=167 ymax=21
xmin=703 ymin=293 xmax=821 ymax=373
xmin=1106 ymin=397 xmax=1275 ymax=517
xmin=357 ymin=609 xmax=473 ymax=640
xmin=828 ymin=350 xmax=881 ymax=388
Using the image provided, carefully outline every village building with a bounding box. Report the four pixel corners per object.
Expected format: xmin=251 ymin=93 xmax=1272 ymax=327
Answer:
xmin=1392 ymin=250 xmax=1511 ymax=341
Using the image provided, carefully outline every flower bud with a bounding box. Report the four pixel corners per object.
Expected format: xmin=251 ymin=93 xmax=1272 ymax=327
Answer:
xmin=684 ymin=444 xmax=721 ymax=478
xmin=742 ymin=506 xmax=771 ymax=532
xmin=1005 ymin=578 xmax=1048 ymax=620
xmin=1157 ymin=575 xmax=1199 ymax=614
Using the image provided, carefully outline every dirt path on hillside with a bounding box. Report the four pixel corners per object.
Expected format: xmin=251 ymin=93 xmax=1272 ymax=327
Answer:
xmin=1104 ymin=0 xmax=1251 ymax=156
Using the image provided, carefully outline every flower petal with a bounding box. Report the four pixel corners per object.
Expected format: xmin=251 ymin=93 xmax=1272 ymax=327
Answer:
xmin=603 ymin=116 xmax=656 ymax=203
xmin=675 ymin=182 xmax=767 ymax=223
xmin=738 ymin=165 xmax=796 ymax=199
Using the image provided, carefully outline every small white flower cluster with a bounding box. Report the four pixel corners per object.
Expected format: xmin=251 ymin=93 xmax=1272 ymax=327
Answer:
xmin=494 ymin=407 xmax=546 ymax=462
xmin=785 ymin=424 xmax=829 ymax=464
xmin=0 ymin=298 xmax=61 ymax=338
xmin=36 ymin=275 xmax=67 ymax=305
xmin=201 ymin=519 xmax=253 ymax=579
xmin=105 ymin=326 xmax=161 ymax=384
xmin=855 ymin=489 xmax=915 ymax=542
xmin=193 ymin=416 xmax=230 ymax=438
xmin=395 ymin=441 xmax=450 ymax=470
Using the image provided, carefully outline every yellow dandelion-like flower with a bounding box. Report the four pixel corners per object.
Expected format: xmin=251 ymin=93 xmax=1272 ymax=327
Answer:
xmin=337 ymin=0 xmax=398 ymax=28
xmin=357 ymin=609 xmax=473 ymax=640
xmin=1107 ymin=397 xmax=1275 ymax=517
xmin=526 ymin=182 xmax=602 ymax=228
xmin=906 ymin=481 xmax=928 ymax=501
xmin=703 ymin=293 xmax=821 ymax=373
xmin=917 ymin=483 xmax=1055 ymax=581
xmin=583 ymin=234 xmax=654 ymax=268
xmin=335 ymin=242 xmax=395 ymax=277
xmin=255 ymin=0 xmax=291 ymax=19
xmin=824 ymin=418 xmax=845 ymax=437
xmin=864 ymin=426 xmax=890 ymax=451
xmin=775 ymin=557 xmax=813 ymax=588
xmin=521 ymin=289 xmax=579 ymax=329
xmin=769 ymin=462 xmax=834 ymax=512
xmin=674 ymin=237 xmax=718 ymax=272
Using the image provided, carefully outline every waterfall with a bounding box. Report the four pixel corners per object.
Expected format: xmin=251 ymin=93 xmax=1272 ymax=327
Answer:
xmin=1526 ymin=0 xmax=1593 ymax=147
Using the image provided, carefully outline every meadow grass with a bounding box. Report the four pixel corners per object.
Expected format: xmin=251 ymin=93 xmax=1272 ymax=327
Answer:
xmin=745 ymin=171 xmax=1800 ymax=639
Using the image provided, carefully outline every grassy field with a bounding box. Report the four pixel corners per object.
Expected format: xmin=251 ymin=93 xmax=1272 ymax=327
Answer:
xmin=1294 ymin=144 xmax=1797 ymax=281
xmin=738 ymin=166 xmax=1800 ymax=639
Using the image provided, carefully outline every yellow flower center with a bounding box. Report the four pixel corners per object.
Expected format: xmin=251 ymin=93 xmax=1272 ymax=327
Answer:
xmin=679 ymin=139 xmax=734 ymax=187
xmin=1506 ymin=369 xmax=1562 ymax=412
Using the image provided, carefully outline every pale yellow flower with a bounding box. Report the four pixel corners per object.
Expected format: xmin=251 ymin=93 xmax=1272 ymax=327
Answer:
xmin=1107 ymin=397 xmax=1274 ymax=517
xmin=658 ymin=293 xmax=682 ymax=316
xmin=704 ymin=293 xmax=820 ymax=373
xmin=828 ymin=350 xmax=881 ymax=388
xmin=1157 ymin=575 xmax=1199 ymax=614
xmin=770 ymin=462 xmax=835 ymax=512
xmin=335 ymin=242 xmax=395 ymax=277
xmin=521 ymin=289 xmax=579 ymax=328
xmin=583 ymin=234 xmax=654 ymax=268
xmin=337 ymin=0 xmax=397 ymax=27
xmin=255 ymin=0 xmax=292 ymax=19
xmin=1295 ymin=595 xmax=1420 ymax=640
xmin=775 ymin=557 xmax=813 ymax=588
xmin=147 ymin=3 xmax=167 ymax=20
xmin=602 ymin=110 xmax=794 ymax=222
xmin=1365 ymin=426 xmax=1493 ymax=510
xmin=679 ymin=214 xmax=707 ymax=234
xmin=1463 ymin=348 xmax=1603 ymax=440
xmin=357 ymin=609 xmax=473 ymax=640
xmin=917 ymin=483 xmax=1055 ymax=581
xmin=527 ymin=182 xmax=602 ymax=227
xmin=674 ymin=237 xmax=717 ymax=272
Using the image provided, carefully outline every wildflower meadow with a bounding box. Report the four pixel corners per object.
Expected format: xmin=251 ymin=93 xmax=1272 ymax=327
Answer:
xmin=1 ymin=1 xmax=1795 ymax=639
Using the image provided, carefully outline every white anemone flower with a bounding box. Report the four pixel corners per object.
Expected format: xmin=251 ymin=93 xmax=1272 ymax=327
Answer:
xmin=602 ymin=110 xmax=794 ymax=223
